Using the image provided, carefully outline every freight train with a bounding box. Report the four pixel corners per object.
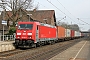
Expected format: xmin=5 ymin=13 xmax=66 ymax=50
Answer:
xmin=15 ymin=21 xmax=83 ymax=48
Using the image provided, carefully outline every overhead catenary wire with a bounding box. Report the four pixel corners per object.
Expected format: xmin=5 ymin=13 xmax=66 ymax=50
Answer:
xmin=36 ymin=0 xmax=90 ymax=26
xmin=47 ymin=0 xmax=76 ymax=23
xmin=56 ymin=0 xmax=81 ymax=24
xmin=47 ymin=0 xmax=65 ymax=15
xmin=57 ymin=0 xmax=75 ymax=17
xmin=56 ymin=0 xmax=90 ymax=25
xmin=34 ymin=0 xmax=65 ymax=25
xmin=47 ymin=0 xmax=90 ymax=32
xmin=77 ymin=18 xmax=90 ymax=25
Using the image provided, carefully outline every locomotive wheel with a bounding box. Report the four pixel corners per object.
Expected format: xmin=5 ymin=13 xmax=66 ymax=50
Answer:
xmin=49 ymin=41 xmax=55 ymax=45
xmin=52 ymin=41 xmax=55 ymax=44
xmin=32 ymin=43 xmax=37 ymax=48
xmin=36 ymin=42 xmax=42 ymax=47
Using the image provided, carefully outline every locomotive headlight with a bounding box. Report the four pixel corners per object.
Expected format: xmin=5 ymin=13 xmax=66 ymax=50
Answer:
xmin=28 ymin=33 xmax=32 ymax=35
xmin=17 ymin=37 xmax=20 ymax=38
xmin=17 ymin=36 xmax=20 ymax=38
xmin=29 ymin=37 xmax=31 ymax=38
xmin=17 ymin=33 xmax=21 ymax=35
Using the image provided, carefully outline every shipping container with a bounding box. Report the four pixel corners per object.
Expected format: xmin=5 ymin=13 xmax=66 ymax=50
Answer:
xmin=65 ymin=29 xmax=71 ymax=37
xmin=74 ymin=31 xmax=77 ymax=37
xmin=75 ymin=31 xmax=80 ymax=37
xmin=38 ymin=25 xmax=57 ymax=39
xmin=71 ymin=30 xmax=75 ymax=38
xmin=57 ymin=26 xmax=65 ymax=39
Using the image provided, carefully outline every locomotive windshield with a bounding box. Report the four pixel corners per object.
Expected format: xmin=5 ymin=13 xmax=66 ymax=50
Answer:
xmin=18 ymin=24 xmax=33 ymax=29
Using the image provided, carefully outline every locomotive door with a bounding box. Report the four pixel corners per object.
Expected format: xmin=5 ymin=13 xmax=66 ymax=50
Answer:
xmin=36 ymin=25 xmax=39 ymax=43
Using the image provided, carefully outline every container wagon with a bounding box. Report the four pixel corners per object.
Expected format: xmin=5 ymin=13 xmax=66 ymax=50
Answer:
xmin=57 ymin=26 xmax=65 ymax=41
xmin=65 ymin=29 xmax=71 ymax=40
xmin=71 ymin=30 xmax=75 ymax=39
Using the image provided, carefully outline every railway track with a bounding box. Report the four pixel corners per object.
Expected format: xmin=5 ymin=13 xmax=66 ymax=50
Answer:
xmin=0 ymin=49 xmax=25 ymax=58
xmin=0 ymin=38 xmax=83 ymax=60
xmin=26 ymin=39 xmax=81 ymax=60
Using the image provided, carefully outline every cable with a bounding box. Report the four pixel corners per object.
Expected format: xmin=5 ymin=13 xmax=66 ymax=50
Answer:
xmin=77 ymin=18 xmax=90 ymax=25
xmin=57 ymin=0 xmax=75 ymax=18
xmin=47 ymin=0 xmax=76 ymax=23
xmin=57 ymin=0 xmax=90 ymax=25
xmin=47 ymin=0 xmax=65 ymax=15
xmin=57 ymin=0 xmax=71 ymax=14
xmin=35 ymin=0 xmax=72 ymax=24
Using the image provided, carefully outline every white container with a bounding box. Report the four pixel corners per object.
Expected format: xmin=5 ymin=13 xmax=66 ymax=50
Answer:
xmin=65 ymin=29 xmax=71 ymax=37
xmin=75 ymin=31 xmax=81 ymax=37
xmin=75 ymin=31 xmax=77 ymax=37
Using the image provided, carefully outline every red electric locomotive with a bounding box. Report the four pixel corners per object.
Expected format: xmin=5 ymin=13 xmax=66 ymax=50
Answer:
xmin=15 ymin=22 xmax=57 ymax=48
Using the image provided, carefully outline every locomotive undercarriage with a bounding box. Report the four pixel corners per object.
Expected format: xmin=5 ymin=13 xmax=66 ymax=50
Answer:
xmin=15 ymin=39 xmax=57 ymax=48
xmin=15 ymin=39 xmax=36 ymax=48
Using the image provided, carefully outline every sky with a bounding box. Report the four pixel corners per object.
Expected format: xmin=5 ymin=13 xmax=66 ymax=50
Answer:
xmin=34 ymin=0 xmax=90 ymax=31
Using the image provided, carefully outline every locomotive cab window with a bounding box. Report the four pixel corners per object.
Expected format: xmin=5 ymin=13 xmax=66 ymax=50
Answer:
xmin=18 ymin=24 xmax=33 ymax=30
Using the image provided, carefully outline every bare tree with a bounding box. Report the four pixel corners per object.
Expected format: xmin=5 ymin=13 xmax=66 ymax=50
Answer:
xmin=0 ymin=0 xmax=37 ymax=27
xmin=1 ymin=0 xmax=34 ymax=10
